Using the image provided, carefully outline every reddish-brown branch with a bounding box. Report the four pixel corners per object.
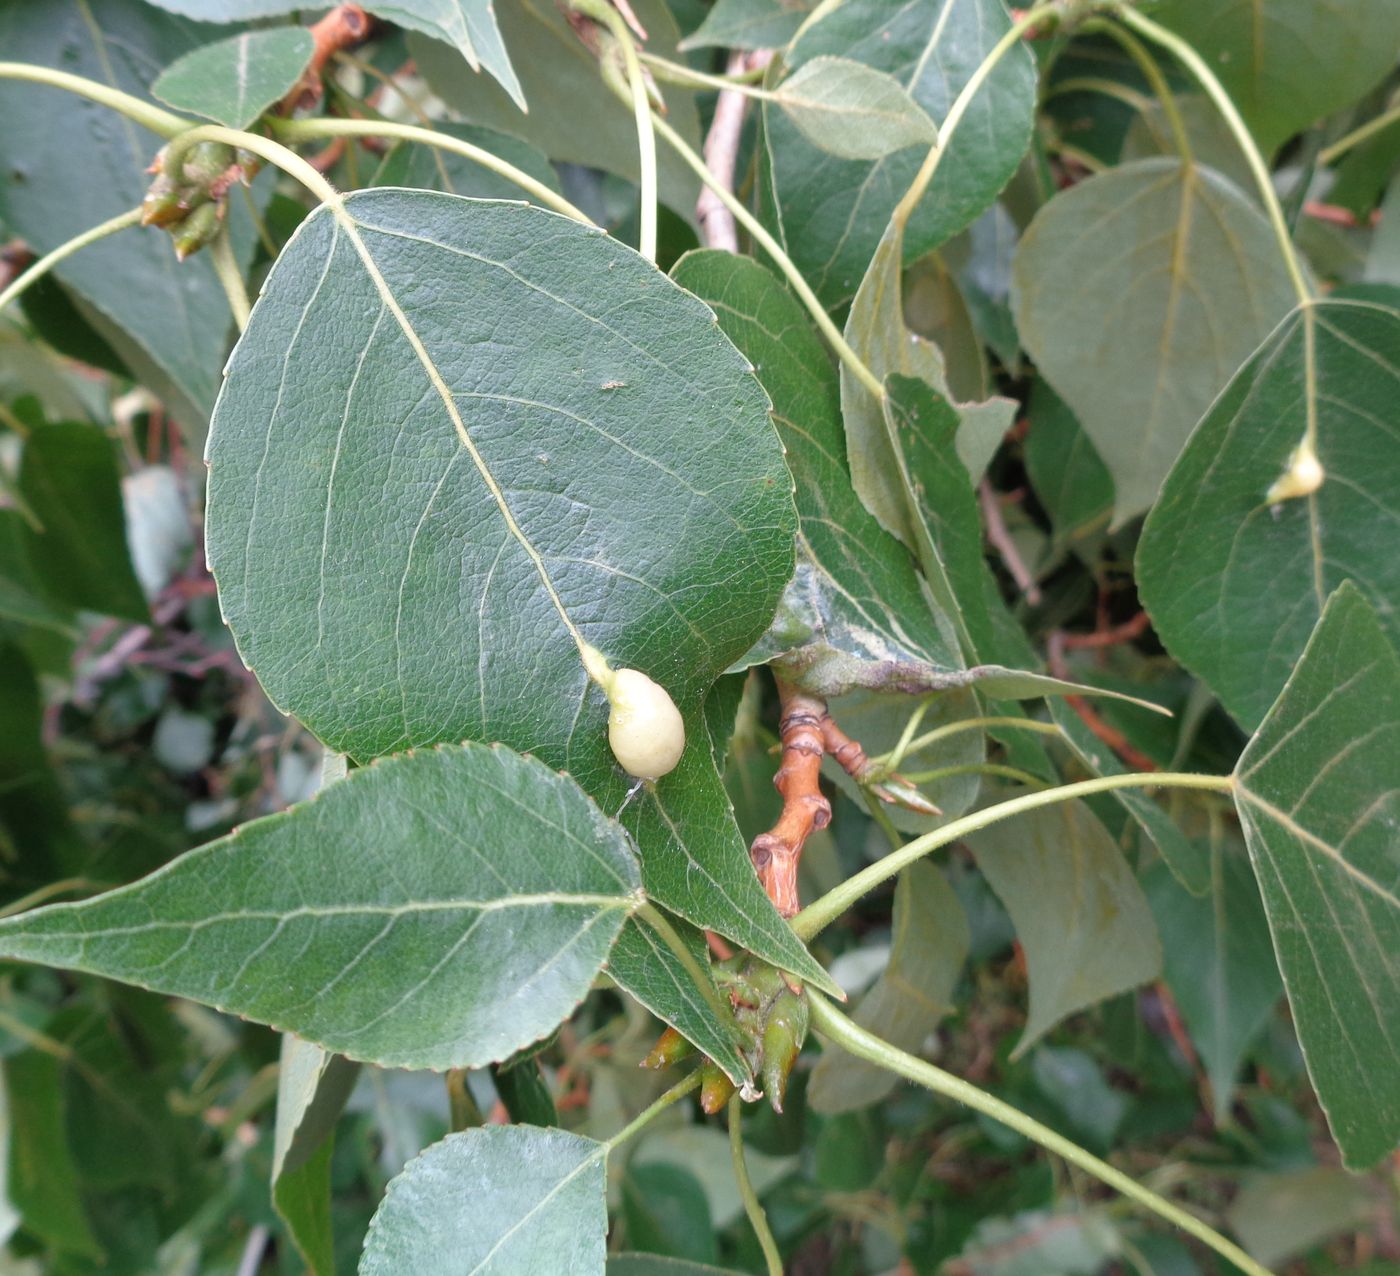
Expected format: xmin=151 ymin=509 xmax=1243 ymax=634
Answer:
xmin=750 ymin=681 xmax=831 ymax=917
xmin=819 ymin=711 xmax=869 ymax=782
xmin=697 ymin=50 xmax=772 ymax=251
xmin=1061 ymin=610 xmax=1150 ymax=650
xmin=979 ymin=480 xmax=1042 ymax=605
xmin=1049 ymin=631 xmax=1159 ymax=772
xmin=279 ymin=4 xmax=374 ymax=114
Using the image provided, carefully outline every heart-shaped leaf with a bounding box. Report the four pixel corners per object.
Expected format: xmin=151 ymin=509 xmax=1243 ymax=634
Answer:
xmin=1233 ymin=583 xmax=1400 ymax=1169
xmin=359 ymin=1126 xmax=607 ymax=1274
xmin=1139 ymin=300 xmax=1400 ymax=731
xmin=152 ymin=27 xmax=314 ymax=128
xmin=1012 ymin=159 xmax=1300 ymax=523
xmin=0 ymin=743 xmax=642 ymax=1071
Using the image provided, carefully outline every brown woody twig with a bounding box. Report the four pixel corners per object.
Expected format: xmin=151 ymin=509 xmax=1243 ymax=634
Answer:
xmin=697 ymin=50 xmax=772 ymax=251
xmin=279 ymin=4 xmax=375 ymax=114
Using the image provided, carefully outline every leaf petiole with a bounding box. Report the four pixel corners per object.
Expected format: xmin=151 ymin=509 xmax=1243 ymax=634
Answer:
xmin=0 ymin=207 xmax=143 ymax=319
xmin=808 ymin=993 xmax=1275 ymax=1276
xmin=0 ymin=61 xmax=190 ymax=137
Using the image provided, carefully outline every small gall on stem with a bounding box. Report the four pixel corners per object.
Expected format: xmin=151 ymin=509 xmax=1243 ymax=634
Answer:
xmin=580 ymin=641 xmax=686 ymax=781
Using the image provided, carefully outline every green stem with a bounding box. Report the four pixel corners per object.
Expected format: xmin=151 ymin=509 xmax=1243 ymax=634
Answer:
xmin=0 ymin=62 xmax=190 ymax=138
xmin=636 ymin=903 xmax=739 ymax=1049
xmin=792 ymin=771 xmax=1234 ymax=940
xmin=640 ymin=52 xmax=772 ymax=94
xmin=596 ymin=9 xmax=659 ymax=262
xmin=210 ymin=223 xmax=251 ymax=333
xmin=605 ymin=1069 xmax=702 ymax=1150
xmin=1318 ymin=101 xmax=1400 ymax=166
xmin=877 ymin=716 xmax=1061 ymax=772
xmin=892 ymin=3 xmax=1058 ymax=231
xmin=899 ymin=762 xmax=1045 ymax=788
xmin=1043 ymin=76 xmax=1153 ymax=114
xmin=1114 ymin=5 xmax=1311 ymax=307
xmin=728 ymin=1094 xmax=783 ymax=1276
xmin=649 ymin=110 xmax=885 ymax=400
xmin=1083 ymin=18 xmax=1192 ymax=164
xmin=269 ymin=117 xmax=592 ymax=224
xmin=808 ymin=995 xmax=1274 ymax=1276
xmin=884 ymin=694 xmax=937 ymax=773
xmin=0 ymin=207 xmax=143 ymax=319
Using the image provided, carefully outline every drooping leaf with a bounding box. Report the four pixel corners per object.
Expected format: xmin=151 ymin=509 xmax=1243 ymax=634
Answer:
xmin=19 ymin=420 xmax=149 ymax=623
xmin=773 ymin=57 xmax=938 ymax=161
xmin=0 ymin=0 xmax=252 ymax=430
xmin=410 ymin=0 xmax=701 ymax=214
xmin=1152 ymin=0 xmax=1400 ymax=155
xmin=606 ymin=914 xmax=749 ymax=1085
xmin=904 ymin=251 xmax=990 ymax=403
xmin=1138 ymin=300 xmax=1400 ymax=731
xmin=0 ymin=743 xmax=643 ymax=1071
xmin=359 ymin=1126 xmax=607 ymax=1274
xmin=669 ymin=250 xmax=964 ymax=694
xmin=151 ymin=27 xmax=313 ymax=128
xmin=1 ymin=1051 xmax=101 ymax=1258
xmin=1232 ymin=583 xmax=1400 ymax=1169
xmin=679 ymin=0 xmax=813 ymax=52
xmin=204 ymin=190 xmax=832 ymax=992
xmin=809 ymin=863 xmax=968 ymax=1114
xmin=1143 ymin=849 xmax=1282 ymax=1123
xmin=272 ymin=1033 xmax=361 ymax=1275
xmin=763 ymin=0 xmax=1037 ymax=307
xmin=370 ymin=122 xmax=561 ymax=200
xmin=1022 ymin=380 xmax=1112 ymax=552
xmin=144 ymin=0 xmax=526 ymax=109
xmin=1012 ymin=158 xmax=1300 ymax=522
xmin=966 ymin=797 xmax=1163 ymax=1055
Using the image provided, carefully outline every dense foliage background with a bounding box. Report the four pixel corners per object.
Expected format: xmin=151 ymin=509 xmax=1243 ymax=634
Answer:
xmin=0 ymin=0 xmax=1397 ymax=1273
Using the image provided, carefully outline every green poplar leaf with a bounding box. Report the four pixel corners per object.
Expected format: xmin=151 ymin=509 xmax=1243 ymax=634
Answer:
xmin=763 ymin=0 xmax=1037 ymax=307
xmin=204 ymin=190 xmax=834 ymax=993
xmin=144 ymin=0 xmax=526 ymax=109
xmin=1023 ymin=381 xmax=1113 ymax=552
xmin=1138 ymin=301 xmax=1400 ymax=732
xmin=1233 ymin=583 xmax=1400 ymax=1169
xmin=411 ymin=0 xmax=702 ymax=214
xmin=1 ymin=1051 xmax=102 ymax=1258
xmin=809 ymin=863 xmax=968 ymax=1114
xmin=1012 ymin=159 xmax=1300 ymax=523
xmin=1144 ymin=848 xmax=1282 ymax=1124
xmin=19 ymin=420 xmax=149 ymax=623
xmin=966 ymin=797 xmax=1163 ymax=1056
xmin=1152 ymin=0 xmax=1400 ymax=155
xmin=0 ymin=743 xmax=643 ymax=1072
xmin=272 ymin=1033 xmax=360 ymax=1275
xmin=151 ymin=27 xmax=313 ymax=128
xmin=359 ymin=1126 xmax=608 ymax=1274
xmin=607 ymin=914 xmax=750 ymax=1085
xmin=679 ymin=0 xmax=813 ymax=52
xmin=773 ymin=57 xmax=938 ymax=162
xmin=0 ymin=0 xmax=253 ymax=429
xmin=669 ymin=250 xmax=964 ymax=694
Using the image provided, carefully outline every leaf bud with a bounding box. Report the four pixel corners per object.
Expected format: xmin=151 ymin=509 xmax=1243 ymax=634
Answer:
xmin=699 ymin=1059 xmax=737 ymax=1115
xmin=640 ymin=1025 xmax=695 ymax=1071
xmin=172 ymin=202 xmax=223 ymax=261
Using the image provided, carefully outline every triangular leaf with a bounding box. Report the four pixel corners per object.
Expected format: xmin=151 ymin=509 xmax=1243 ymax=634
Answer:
xmin=1233 ymin=583 xmax=1400 ymax=1169
xmin=152 ymin=27 xmax=314 ymax=128
xmin=0 ymin=743 xmax=643 ymax=1071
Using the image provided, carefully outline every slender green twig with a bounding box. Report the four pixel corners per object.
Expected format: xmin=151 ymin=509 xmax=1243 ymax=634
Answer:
xmin=641 ymin=52 xmax=771 ymax=93
xmin=0 ymin=62 xmax=189 ymax=137
xmin=649 ymin=110 xmax=885 ymax=399
xmin=605 ymin=1069 xmax=702 ymax=1150
xmin=1318 ymin=100 xmax=1400 ymax=166
xmin=269 ymin=117 xmax=592 ymax=224
xmin=808 ymin=995 xmax=1274 ymax=1276
xmin=209 ymin=223 xmax=251 ymax=332
xmin=595 ymin=7 xmax=659 ymax=263
xmin=1114 ymin=5 xmax=1311 ymax=307
xmin=876 ymin=715 xmax=1062 ymax=772
xmin=1081 ymin=17 xmax=1192 ymax=164
xmin=729 ymin=1094 xmax=783 ymax=1276
xmin=899 ymin=761 xmax=1045 ymax=789
xmin=792 ymin=771 xmax=1235 ymax=940
xmin=884 ymin=694 xmax=938 ymax=773
xmin=0 ymin=207 xmax=143 ymax=319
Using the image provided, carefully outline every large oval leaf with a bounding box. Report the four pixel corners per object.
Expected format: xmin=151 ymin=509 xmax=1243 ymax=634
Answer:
xmin=1233 ymin=584 xmax=1400 ymax=1170
xmin=762 ymin=0 xmax=1037 ymax=307
xmin=0 ymin=743 xmax=642 ymax=1071
xmin=206 ymin=190 xmax=794 ymax=766
xmin=1012 ymin=159 xmax=1299 ymax=523
xmin=360 ymin=1126 xmax=607 ymax=1274
xmin=1139 ymin=301 xmax=1400 ymax=731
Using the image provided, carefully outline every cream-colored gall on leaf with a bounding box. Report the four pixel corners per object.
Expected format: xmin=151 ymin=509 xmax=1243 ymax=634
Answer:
xmin=606 ymin=669 xmax=686 ymax=781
